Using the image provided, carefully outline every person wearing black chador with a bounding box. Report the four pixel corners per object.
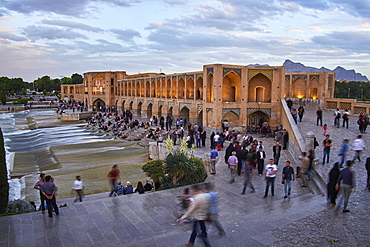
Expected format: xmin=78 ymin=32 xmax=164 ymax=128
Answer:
xmin=224 ymin=143 xmax=234 ymax=164
xmin=327 ymin=162 xmax=340 ymax=206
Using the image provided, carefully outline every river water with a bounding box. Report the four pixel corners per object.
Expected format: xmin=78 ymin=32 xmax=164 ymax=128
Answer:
xmin=0 ymin=109 xmax=114 ymax=200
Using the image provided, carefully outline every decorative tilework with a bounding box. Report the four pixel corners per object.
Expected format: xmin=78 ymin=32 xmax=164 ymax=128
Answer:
xmin=179 ymin=75 xmax=185 ymax=80
xmin=196 ymin=74 xmax=203 ymax=80
xmin=222 ymin=108 xmax=240 ymax=117
xmin=197 ymin=104 xmax=203 ymax=114
xmin=309 ymin=75 xmax=320 ymax=80
xmin=206 ymin=108 xmax=213 ymax=112
xmin=292 ymin=75 xmax=307 ymax=82
xmin=207 ymin=68 xmax=214 ymax=75
xmin=186 ymin=75 xmax=194 ymax=81
xmin=172 ymin=76 xmax=177 ymax=80
xmin=147 ymin=100 xmax=154 ymax=105
xmin=248 ymin=69 xmax=273 ymax=81
xmin=167 ymin=76 xmax=171 ymax=80
xmin=158 ymin=101 xmax=164 ymax=106
xmin=223 ymin=68 xmax=241 ymax=78
xmin=247 ymin=108 xmax=271 ymax=117
xmin=137 ymin=100 xmax=143 ymax=104
xmin=151 ymin=78 xmax=156 ymax=82
xmin=180 ymin=102 xmax=192 ymax=110
xmin=285 ymin=75 xmax=290 ymax=80
xmin=92 ymin=73 xmax=105 ymax=79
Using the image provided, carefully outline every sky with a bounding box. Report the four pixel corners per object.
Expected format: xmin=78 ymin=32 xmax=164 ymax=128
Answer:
xmin=1 ymin=0 xmax=370 ymax=82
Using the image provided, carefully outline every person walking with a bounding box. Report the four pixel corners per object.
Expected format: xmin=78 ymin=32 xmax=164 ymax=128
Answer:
xmin=316 ymin=107 xmax=323 ymax=127
xmin=298 ymin=105 xmax=305 ymax=122
xmin=256 ymin=146 xmax=266 ymax=176
xmin=241 ymin=160 xmax=255 ymax=194
xmin=322 ymin=134 xmax=333 ymax=164
xmin=33 ymin=173 xmax=46 ymax=214
xmin=327 ymin=162 xmax=340 ymax=206
xmin=365 ymin=157 xmax=370 ymax=191
xmin=300 ymin=152 xmax=310 ymax=187
xmin=282 ymin=161 xmax=295 ymax=198
xmin=72 ymin=175 xmax=84 ymax=203
xmin=108 ymin=164 xmax=120 ymax=197
xmin=342 ymin=109 xmax=350 ymax=129
xmin=209 ymin=147 xmax=218 ymax=175
xmin=263 ymin=159 xmax=278 ymax=198
xmin=179 ymin=184 xmax=212 ymax=247
xmin=336 ymin=161 xmax=356 ymax=213
xmin=273 ymin=142 xmax=282 ymax=166
xmin=41 ymin=175 xmax=59 ymax=218
xmin=338 ymin=139 xmax=350 ymax=168
xmin=227 ymin=151 xmax=238 ymax=183
xmin=282 ymin=129 xmax=289 ymax=150
xmin=352 ymin=135 xmax=365 ymax=162
xmin=291 ymin=108 xmax=298 ymax=124
xmin=334 ymin=109 xmax=341 ymax=128
xmin=204 ymin=182 xmax=225 ymax=236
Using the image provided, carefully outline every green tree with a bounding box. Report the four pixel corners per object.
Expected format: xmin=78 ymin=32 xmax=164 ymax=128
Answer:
xmin=61 ymin=77 xmax=72 ymax=85
xmin=71 ymin=73 xmax=83 ymax=84
xmin=142 ymin=159 xmax=165 ymax=183
xmin=0 ymin=129 xmax=9 ymax=214
xmin=0 ymin=90 xmax=6 ymax=105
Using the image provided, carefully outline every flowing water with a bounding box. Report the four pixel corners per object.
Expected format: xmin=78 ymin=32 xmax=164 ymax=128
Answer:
xmin=0 ymin=109 xmax=148 ymax=202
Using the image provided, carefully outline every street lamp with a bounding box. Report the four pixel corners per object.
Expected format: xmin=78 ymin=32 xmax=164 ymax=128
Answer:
xmin=348 ymin=88 xmax=350 ymax=98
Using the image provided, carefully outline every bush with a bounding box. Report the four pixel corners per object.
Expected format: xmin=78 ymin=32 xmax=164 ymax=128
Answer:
xmin=6 ymin=200 xmax=36 ymax=214
xmin=142 ymin=159 xmax=165 ymax=183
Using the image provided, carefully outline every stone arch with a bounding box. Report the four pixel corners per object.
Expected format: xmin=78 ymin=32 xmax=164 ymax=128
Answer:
xmin=172 ymin=78 xmax=177 ymax=98
xmin=196 ymin=77 xmax=203 ymax=100
xmin=309 ymin=78 xmax=319 ymax=99
xmin=206 ymin=109 xmax=214 ymax=127
xmin=168 ymin=106 xmax=173 ymax=117
xmin=129 ymin=101 xmax=133 ymax=111
xmin=127 ymin=83 xmax=130 ymax=96
xmin=156 ymin=80 xmax=160 ymax=97
xmin=222 ymin=111 xmax=240 ymax=127
xmin=206 ymin=74 xmax=214 ymax=102
xmin=179 ymin=106 xmax=190 ymax=125
xmin=186 ymin=77 xmax=194 ymax=99
xmin=147 ymin=103 xmax=153 ymax=118
xmin=136 ymin=82 xmax=140 ymax=96
xmin=146 ymin=81 xmax=150 ymax=97
xmin=178 ymin=78 xmax=185 ymax=99
xmin=151 ymin=81 xmax=156 ymax=97
xmin=138 ymin=102 xmax=142 ymax=117
xmin=122 ymin=100 xmax=125 ymax=113
xmin=292 ymin=78 xmax=306 ymax=98
xmin=141 ymin=81 xmax=145 ymax=97
xmin=247 ymin=110 xmax=270 ymax=127
xmin=93 ymin=98 xmax=105 ymax=111
xmin=248 ymin=73 xmax=271 ymax=103
xmin=167 ymin=79 xmax=171 ymax=98
xmin=161 ymin=79 xmax=166 ymax=98
xmin=222 ymin=71 xmax=240 ymax=102
xmin=158 ymin=105 xmax=163 ymax=118
xmin=197 ymin=110 xmax=203 ymax=127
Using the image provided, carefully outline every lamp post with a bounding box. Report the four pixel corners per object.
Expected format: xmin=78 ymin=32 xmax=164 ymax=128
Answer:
xmin=348 ymin=88 xmax=350 ymax=98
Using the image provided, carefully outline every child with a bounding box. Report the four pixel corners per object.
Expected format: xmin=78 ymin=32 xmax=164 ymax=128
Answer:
xmin=323 ymin=123 xmax=328 ymax=136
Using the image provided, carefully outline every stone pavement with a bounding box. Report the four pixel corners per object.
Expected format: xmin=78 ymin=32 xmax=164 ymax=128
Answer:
xmin=0 ymin=106 xmax=369 ymax=247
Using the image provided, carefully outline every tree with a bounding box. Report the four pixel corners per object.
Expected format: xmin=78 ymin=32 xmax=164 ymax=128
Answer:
xmin=71 ymin=73 xmax=83 ymax=84
xmin=0 ymin=129 xmax=9 ymax=214
xmin=0 ymin=90 xmax=6 ymax=105
xmin=61 ymin=77 xmax=72 ymax=85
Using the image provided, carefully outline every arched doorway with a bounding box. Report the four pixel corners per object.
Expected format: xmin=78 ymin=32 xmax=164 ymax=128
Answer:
xmin=147 ymin=103 xmax=153 ymax=119
xmin=197 ymin=110 xmax=203 ymax=127
xmin=256 ymin=87 xmax=264 ymax=102
xmin=158 ymin=105 xmax=163 ymax=118
xmin=93 ymin=98 xmax=105 ymax=111
xmin=168 ymin=107 xmax=173 ymax=117
xmin=248 ymin=110 xmax=270 ymax=127
xmin=122 ymin=100 xmax=125 ymax=113
xmin=129 ymin=101 xmax=133 ymax=111
xmin=222 ymin=111 xmax=240 ymax=127
xmin=179 ymin=107 xmax=189 ymax=126
xmin=138 ymin=102 xmax=142 ymax=118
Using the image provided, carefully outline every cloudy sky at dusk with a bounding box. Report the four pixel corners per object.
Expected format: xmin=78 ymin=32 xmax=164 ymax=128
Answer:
xmin=1 ymin=0 xmax=370 ymax=82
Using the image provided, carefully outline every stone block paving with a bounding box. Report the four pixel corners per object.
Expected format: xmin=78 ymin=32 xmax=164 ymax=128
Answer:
xmin=1 ymin=107 xmax=368 ymax=246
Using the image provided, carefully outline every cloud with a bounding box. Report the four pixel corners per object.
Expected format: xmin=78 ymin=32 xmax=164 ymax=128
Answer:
xmin=41 ymin=19 xmax=104 ymax=32
xmin=332 ymin=0 xmax=370 ymax=19
xmin=312 ymin=31 xmax=370 ymax=53
xmin=72 ymin=39 xmax=133 ymax=54
xmin=22 ymin=25 xmax=88 ymax=41
xmin=0 ymin=0 xmax=138 ymax=16
xmin=110 ymin=28 xmax=141 ymax=42
xmin=0 ymin=31 xmax=27 ymax=41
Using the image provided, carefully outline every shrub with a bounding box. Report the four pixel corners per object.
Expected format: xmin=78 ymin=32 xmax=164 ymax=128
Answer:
xmin=6 ymin=200 xmax=36 ymax=214
xmin=142 ymin=159 xmax=165 ymax=183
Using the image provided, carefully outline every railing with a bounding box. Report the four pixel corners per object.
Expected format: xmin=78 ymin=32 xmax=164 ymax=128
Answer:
xmin=324 ymin=98 xmax=370 ymax=114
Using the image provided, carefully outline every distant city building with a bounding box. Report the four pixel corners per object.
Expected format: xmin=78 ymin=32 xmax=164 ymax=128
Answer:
xmin=61 ymin=64 xmax=335 ymax=131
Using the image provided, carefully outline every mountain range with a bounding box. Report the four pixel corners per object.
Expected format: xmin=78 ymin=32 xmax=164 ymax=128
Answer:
xmin=282 ymin=59 xmax=369 ymax=82
xmin=248 ymin=60 xmax=369 ymax=81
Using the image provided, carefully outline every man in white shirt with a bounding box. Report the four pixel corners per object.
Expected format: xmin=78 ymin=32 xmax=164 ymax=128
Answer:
xmin=72 ymin=176 xmax=84 ymax=203
xmin=263 ymin=159 xmax=278 ymax=198
xmin=352 ymin=135 xmax=366 ymax=162
xmin=227 ymin=151 xmax=238 ymax=183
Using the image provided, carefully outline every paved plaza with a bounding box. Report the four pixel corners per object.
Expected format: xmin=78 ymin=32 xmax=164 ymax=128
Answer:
xmin=0 ymin=106 xmax=369 ymax=246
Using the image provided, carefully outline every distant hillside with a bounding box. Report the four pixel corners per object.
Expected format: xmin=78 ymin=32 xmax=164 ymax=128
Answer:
xmin=283 ymin=59 xmax=369 ymax=82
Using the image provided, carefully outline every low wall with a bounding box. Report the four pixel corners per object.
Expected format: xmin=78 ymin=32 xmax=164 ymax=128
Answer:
xmin=60 ymin=112 xmax=94 ymax=121
xmin=325 ymin=98 xmax=370 ymax=114
xmin=0 ymin=105 xmax=25 ymax=112
xmin=280 ymin=99 xmax=306 ymax=164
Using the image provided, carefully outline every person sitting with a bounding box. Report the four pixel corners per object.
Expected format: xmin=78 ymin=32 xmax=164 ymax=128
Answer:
xmin=114 ymin=182 xmax=125 ymax=196
xmin=134 ymin=181 xmax=145 ymax=194
xmin=124 ymin=181 xmax=134 ymax=194
xmin=144 ymin=179 xmax=153 ymax=191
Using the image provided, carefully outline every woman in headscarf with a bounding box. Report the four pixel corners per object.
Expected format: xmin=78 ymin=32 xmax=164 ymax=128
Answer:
xmin=327 ymin=162 xmax=340 ymax=206
xmin=224 ymin=143 xmax=234 ymax=164
xmin=365 ymin=157 xmax=370 ymax=191
xmin=134 ymin=181 xmax=145 ymax=194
